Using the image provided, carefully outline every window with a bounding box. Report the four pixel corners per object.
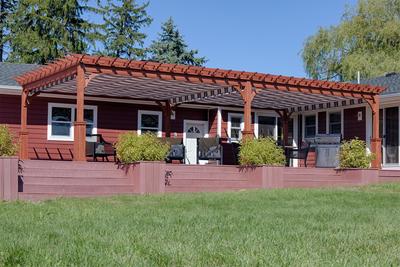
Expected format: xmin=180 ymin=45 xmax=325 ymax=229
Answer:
xmin=228 ymin=113 xmax=243 ymax=142
xmin=304 ymin=115 xmax=316 ymax=138
xmin=258 ymin=116 xmax=276 ymax=138
xmin=138 ymin=110 xmax=162 ymax=137
xmin=48 ymin=103 xmax=97 ymax=141
xmin=329 ymin=112 xmax=342 ymax=135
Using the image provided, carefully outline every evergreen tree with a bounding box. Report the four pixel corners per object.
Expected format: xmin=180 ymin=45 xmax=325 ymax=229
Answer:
xmin=7 ymin=0 xmax=100 ymax=64
xmin=302 ymin=0 xmax=400 ymax=81
xmin=148 ymin=17 xmax=206 ymax=66
xmin=0 ymin=0 xmax=16 ymax=61
xmin=99 ymin=0 xmax=152 ymax=59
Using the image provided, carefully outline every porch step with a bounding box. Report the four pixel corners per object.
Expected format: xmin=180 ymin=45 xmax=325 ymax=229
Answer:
xmin=22 ymin=160 xmax=122 ymax=170
xmin=379 ymin=170 xmax=400 ymax=182
xmin=379 ymin=170 xmax=400 ymax=177
xmin=22 ymin=177 xmax=132 ymax=186
xmin=22 ymin=184 xmax=133 ymax=195
xmin=21 ymin=168 xmax=130 ymax=179
xmin=19 ymin=192 xmax=131 ymax=201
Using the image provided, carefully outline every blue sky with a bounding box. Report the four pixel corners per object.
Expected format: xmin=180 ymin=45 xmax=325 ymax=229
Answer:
xmin=101 ymin=0 xmax=357 ymax=78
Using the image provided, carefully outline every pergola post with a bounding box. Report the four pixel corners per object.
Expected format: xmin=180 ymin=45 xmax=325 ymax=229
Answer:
xmin=275 ymin=110 xmax=292 ymax=146
xmin=19 ymin=89 xmax=29 ymax=159
xmin=73 ymin=63 xmax=87 ymax=161
xmin=239 ymin=82 xmax=257 ymax=140
xmin=156 ymin=101 xmax=173 ymax=137
xmin=281 ymin=111 xmax=290 ymax=146
xmin=369 ymin=96 xmax=381 ymax=169
xmin=164 ymin=101 xmax=172 ymax=138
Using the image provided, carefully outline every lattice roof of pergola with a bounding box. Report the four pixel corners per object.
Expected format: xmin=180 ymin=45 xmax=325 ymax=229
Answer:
xmin=14 ymin=54 xmax=386 ymax=111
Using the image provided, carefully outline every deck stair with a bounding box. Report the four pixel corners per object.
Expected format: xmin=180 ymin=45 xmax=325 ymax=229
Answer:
xmin=19 ymin=160 xmax=134 ymax=201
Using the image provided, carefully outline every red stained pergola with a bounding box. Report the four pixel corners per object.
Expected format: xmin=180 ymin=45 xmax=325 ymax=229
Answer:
xmin=15 ymin=54 xmax=385 ymax=168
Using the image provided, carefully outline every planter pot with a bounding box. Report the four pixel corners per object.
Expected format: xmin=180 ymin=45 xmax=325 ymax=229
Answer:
xmin=0 ymin=156 xmax=19 ymax=200
xmin=337 ymin=168 xmax=379 ymax=184
xmin=131 ymin=161 xmax=166 ymax=194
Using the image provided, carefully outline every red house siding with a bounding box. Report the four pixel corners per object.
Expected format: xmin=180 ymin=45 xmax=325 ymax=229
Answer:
xmin=208 ymin=109 xmax=218 ymax=137
xmin=343 ymin=107 xmax=366 ymax=141
xmin=0 ymin=95 xmax=20 ymax=138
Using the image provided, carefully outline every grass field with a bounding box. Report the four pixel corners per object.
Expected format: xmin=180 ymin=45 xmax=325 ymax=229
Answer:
xmin=1 ymin=184 xmax=400 ymax=266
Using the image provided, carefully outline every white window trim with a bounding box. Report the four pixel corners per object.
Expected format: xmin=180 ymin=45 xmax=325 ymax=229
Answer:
xmin=47 ymin=103 xmax=97 ymax=141
xmin=254 ymin=112 xmax=278 ymax=139
xmin=137 ymin=110 xmax=163 ymax=137
xmin=326 ymin=109 xmax=344 ymax=136
xmin=227 ymin=113 xmax=244 ymax=142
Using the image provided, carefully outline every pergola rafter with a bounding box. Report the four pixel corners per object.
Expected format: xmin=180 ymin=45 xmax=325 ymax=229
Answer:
xmin=15 ymin=54 xmax=385 ymax=168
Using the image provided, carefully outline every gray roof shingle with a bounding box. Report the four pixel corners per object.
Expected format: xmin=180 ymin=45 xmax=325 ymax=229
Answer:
xmin=0 ymin=62 xmax=39 ymax=88
xmin=357 ymin=72 xmax=400 ymax=95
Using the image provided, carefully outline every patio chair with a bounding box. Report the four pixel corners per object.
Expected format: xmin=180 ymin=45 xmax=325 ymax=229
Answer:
xmin=86 ymin=134 xmax=116 ymax=162
xmin=231 ymin=142 xmax=241 ymax=165
xmin=159 ymin=137 xmax=185 ymax=163
xmin=197 ymin=137 xmax=223 ymax=164
xmin=285 ymin=142 xmax=310 ymax=167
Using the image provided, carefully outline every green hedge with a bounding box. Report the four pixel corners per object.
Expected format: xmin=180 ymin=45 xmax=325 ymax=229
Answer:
xmin=0 ymin=125 xmax=17 ymax=157
xmin=338 ymin=138 xmax=374 ymax=169
xmin=115 ymin=132 xmax=170 ymax=163
xmin=239 ymin=137 xmax=286 ymax=166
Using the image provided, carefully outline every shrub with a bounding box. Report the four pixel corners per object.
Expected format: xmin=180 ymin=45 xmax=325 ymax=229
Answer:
xmin=115 ymin=132 xmax=170 ymax=163
xmin=0 ymin=125 xmax=17 ymax=157
xmin=338 ymin=138 xmax=374 ymax=169
xmin=239 ymin=137 xmax=286 ymax=166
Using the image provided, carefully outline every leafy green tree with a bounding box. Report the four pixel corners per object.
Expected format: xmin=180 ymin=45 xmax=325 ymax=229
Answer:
xmin=98 ymin=0 xmax=152 ymax=59
xmin=148 ymin=17 xmax=206 ymax=66
xmin=0 ymin=0 xmax=17 ymax=61
xmin=7 ymin=0 xmax=100 ymax=64
xmin=302 ymin=0 xmax=400 ymax=81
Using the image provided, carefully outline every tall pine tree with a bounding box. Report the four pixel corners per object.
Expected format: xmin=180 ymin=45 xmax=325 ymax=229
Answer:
xmin=0 ymin=0 xmax=16 ymax=61
xmin=99 ymin=0 xmax=152 ymax=59
xmin=7 ymin=0 xmax=100 ymax=64
xmin=148 ymin=17 xmax=206 ymax=66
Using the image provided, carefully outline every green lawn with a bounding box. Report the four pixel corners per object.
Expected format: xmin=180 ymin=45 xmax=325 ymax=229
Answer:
xmin=1 ymin=184 xmax=400 ymax=266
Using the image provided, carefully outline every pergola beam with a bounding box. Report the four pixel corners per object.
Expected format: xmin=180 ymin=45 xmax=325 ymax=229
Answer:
xmin=80 ymin=65 xmax=377 ymax=101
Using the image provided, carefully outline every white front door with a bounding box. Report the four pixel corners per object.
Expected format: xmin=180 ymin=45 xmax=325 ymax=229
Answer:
xmin=184 ymin=121 xmax=207 ymax=164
